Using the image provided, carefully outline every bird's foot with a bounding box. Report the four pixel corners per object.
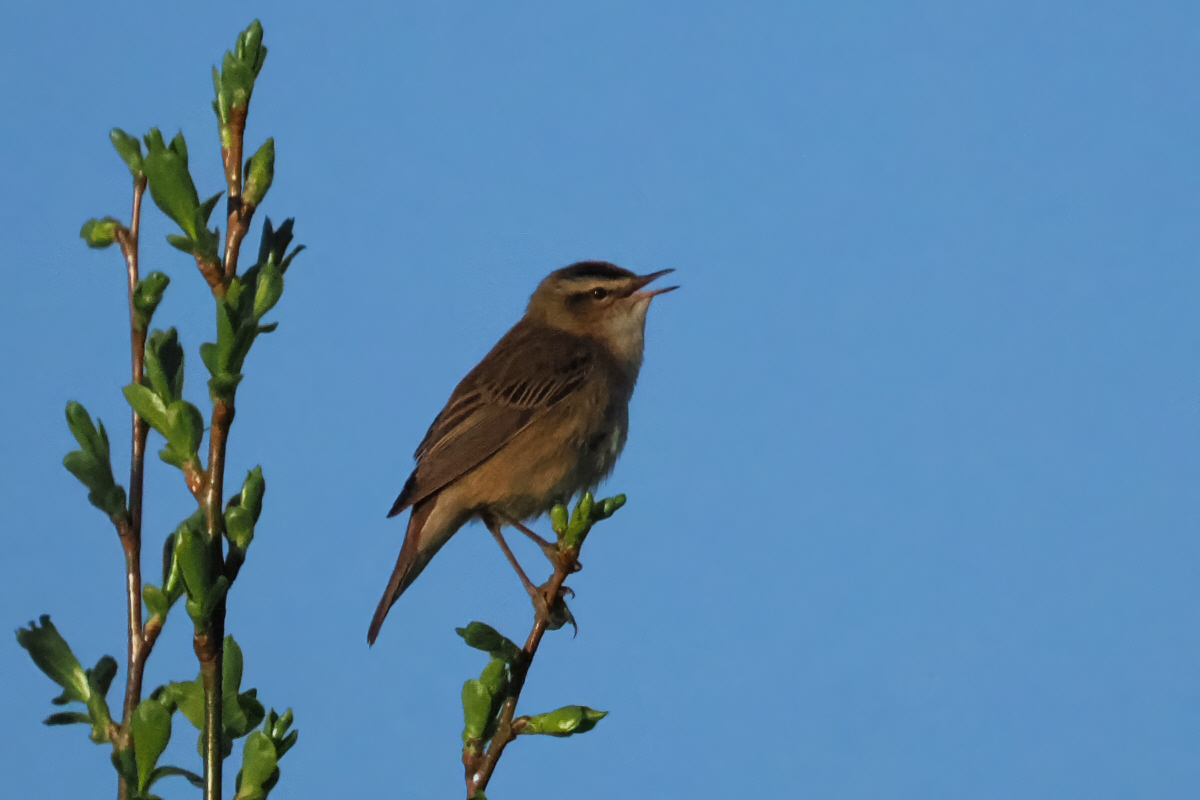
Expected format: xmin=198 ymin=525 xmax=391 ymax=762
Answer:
xmin=536 ymin=583 xmax=578 ymax=636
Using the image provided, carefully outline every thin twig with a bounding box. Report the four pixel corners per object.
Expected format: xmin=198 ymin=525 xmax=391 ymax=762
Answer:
xmin=197 ymin=398 xmax=234 ymax=800
xmin=220 ymin=106 xmax=254 ymax=282
xmin=193 ymin=99 xmax=251 ymax=797
xmin=113 ymin=177 xmax=148 ymax=800
xmin=466 ymin=546 xmax=578 ymax=797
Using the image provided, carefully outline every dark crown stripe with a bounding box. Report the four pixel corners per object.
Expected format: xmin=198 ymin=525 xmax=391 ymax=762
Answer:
xmin=555 ymin=260 xmax=635 ymax=281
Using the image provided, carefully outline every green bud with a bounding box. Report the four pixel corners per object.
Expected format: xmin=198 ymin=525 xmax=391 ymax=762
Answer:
xmin=549 ymin=504 xmax=569 ymax=536
xmin=518 ymin=705 xmax=607 ymax=737
xmin=455 ymin=622 xmax=522 ymax=665
xmin=132 ymin=271 xmax=170 ymax=332
xmin=595 ymin=494 xmax=626 ymax=520
xmin=240 ymin=466 xmax=265 ymax=522
xmin=571 ymin=492 xmax=595 ymax=528
xmin=478 ymin=658 xmax=507 ymax=696
xmin=109 ymin=128 xmax=143 ymax=177
xmin=214 ymin=20 xmax=267 ymax=127
xmin=80 ymin=217 xmax=124 ymax=249
xmin=461 ymin=679 xmax=492 ymax=743
xmin=225 ymin=505 xmax=254 ymax=550
xmin=243 ymin=138 xmax=274 ymax=208
xmin=252 ymin=258 xmax=283 ymax=319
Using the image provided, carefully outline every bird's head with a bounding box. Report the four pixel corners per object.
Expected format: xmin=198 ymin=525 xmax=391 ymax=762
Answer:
xmin=526 ymin=261 xmax=677 ymax=368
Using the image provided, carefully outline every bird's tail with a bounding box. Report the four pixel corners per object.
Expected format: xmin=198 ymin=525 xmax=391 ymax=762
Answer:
xmin=367 ymin=499 xmax=440 ymax=645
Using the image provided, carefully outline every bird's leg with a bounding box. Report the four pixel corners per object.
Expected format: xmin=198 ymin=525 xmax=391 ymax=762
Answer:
xmin=483 ymin=515 xmax=540 ymax=601
xmin=500 ymin=514 xmax=558 ymax=562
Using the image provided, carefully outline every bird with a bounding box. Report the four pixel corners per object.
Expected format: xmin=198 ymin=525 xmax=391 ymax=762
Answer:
xmin=367 ymin=260 xmax=676 ymax=644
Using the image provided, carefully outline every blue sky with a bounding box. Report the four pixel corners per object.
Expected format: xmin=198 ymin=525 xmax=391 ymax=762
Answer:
xmin=2 ymin=2 xmax=1198 ymax=797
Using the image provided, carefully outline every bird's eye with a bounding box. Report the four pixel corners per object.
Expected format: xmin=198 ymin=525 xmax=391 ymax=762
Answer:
xmin=591 ymin=287 xmax=608 ymax=300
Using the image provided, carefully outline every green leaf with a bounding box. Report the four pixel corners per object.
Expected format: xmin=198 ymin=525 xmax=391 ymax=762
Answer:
xmin=142 ymin=128 xmax=201 ymax=237
xmin=227 ymin=690 xmax=265 ymax=739
xmin=255 ymin=217 xmax=296 ymax=269
xmin=223 ymin=635 xmax=244 ymax=697
xmin=89 ymin=655 xmax=118 ymax=698
xmin=478 ymin=658 xmax=506 ymax=696
xmin=166 ymin=233 xmax=196 ymax=253
xmin=215 ymin=296 xmax=238 ymax=366
xmin=167 ymin=679 xmax=204 ymax=730
xmin=518 ymin=705 xmax=607 ymax=737
xmin=16 ymin=616 xmax=116 ymax=742
xmin=145 ymin=328 xmax=185 ymax=403
xmin=234 ymin=730 xmax=278 ymax=800
xmin=143 ymin=583 xmax=170 ymax=619
xmin=460 ymin=679 xmax=492 ymax=744
xmin=278 ymin=244 xmax=304 ymax=275
xmin=240 ymin=466 xmax=265 ymax=522
xmin=162 ymin=516 xmax=192 ymax=602
xmin=225 ymin=505 xmax=254 ymax=550
xmin=110 ymin=128 xmax=144 ymax=177
xmin=459 ymin=658 xmax=509 ymax=745
xmin=17 ymin=616 xmax=93 ymax=706
xmin=194 ymin=575 xmax=230 ymax=623
xmin=148 ymin=765 xmax=204 ymax=789
xmin=159 ymin=400 xmax=204 ymax=468
xmin=44 ymin=711 xmax=91 ymax=726
xmin=123 ymin=383 xmax=169 ymax=433
xmin=252 ymin=254 xmax=283 ymax=319
xmin=142 ymin=127 xmax=218 ymax=262
xmin=132 ymin=271 xmax=170 ymax=332
xmin=455 ymin=622 xmax=522 ymax=665
xmin=169 ymin=131 xmax=189 ymax=166
xmin=62 ymin=402 xmax=127 ymax=517
xmin=243 ymin=138 xmax=274 ymax=208
xmin=199 ymin=342 xmax=219 ymax=375
xmin=198 ymin=190 xmax=224 ymax=227
xmin=175 ymin=519 xmax=214 ymax=605
xmin=132 ymin=698 xmax=173 ymax=791
xmin=218 ymin=637 xmax=265 ymax=739
xmin=80 ymin=217 xmax=124 ymax=249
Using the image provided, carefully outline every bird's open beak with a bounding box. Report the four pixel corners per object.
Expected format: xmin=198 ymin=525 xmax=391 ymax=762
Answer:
xmin=631 ymin=269 xmax=680 ymax=298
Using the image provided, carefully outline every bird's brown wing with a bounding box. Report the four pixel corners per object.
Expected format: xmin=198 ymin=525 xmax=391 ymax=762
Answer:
xmin=387 ymin=321 xmax=596 ymax=517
